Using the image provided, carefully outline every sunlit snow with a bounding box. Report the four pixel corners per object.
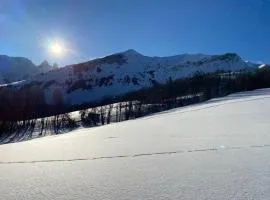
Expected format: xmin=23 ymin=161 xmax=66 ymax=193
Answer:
xmin=1 ymin=88 xmax=270 ymax=199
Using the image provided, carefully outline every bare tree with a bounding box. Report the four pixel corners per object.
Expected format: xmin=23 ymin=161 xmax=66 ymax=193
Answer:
xmin=106 ymin=104 xmax=113 ymax=124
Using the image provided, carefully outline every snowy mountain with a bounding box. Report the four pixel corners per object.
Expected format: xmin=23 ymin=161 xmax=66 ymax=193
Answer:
xmin=18 ymin=49 xmax=256 ymax=106
xmin=0 ymin=55 xmax=56 ymax=83
xmin=38 ymin=60 xmax=58 ymax=73
xmin=0 ymin=55 xmax=39 ymax=83
xmin=1 ymin=49 xmax=262 ymax=109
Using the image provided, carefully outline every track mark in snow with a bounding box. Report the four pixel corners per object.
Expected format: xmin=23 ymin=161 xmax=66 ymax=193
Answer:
xmin=106 ymin=136 xmax=118 ymax=139
xmin=188 ymin=148 xmax=218 ymax=152
xmin=1 ymin=144 xmax=270 ymax=165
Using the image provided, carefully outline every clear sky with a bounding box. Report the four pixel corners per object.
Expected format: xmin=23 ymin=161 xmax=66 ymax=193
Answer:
xmin=0 ymin=0 xmax=270 ymax=66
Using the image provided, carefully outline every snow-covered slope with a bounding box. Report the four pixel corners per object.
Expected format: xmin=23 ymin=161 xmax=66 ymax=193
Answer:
xmin=1 ymin=88 xmax=270 ymax=199
xmin=0 ymin=55 xmax=56 ymax=83
xmin=15 ymin=50 xmax=257 ymax=106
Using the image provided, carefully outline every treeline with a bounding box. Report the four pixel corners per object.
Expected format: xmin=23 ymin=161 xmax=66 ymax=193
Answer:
xmin=79 ymin=95 xmax=201 ymax=128
xmin=0 ymin=82 xmax=73 ymax=121
xmin=0 ymin=114 xmax=78 ymax=144
xmin=122 ymin=68 xmax=270 ymax=103
xmin=1 ymin=67 xmax=270 ymax=143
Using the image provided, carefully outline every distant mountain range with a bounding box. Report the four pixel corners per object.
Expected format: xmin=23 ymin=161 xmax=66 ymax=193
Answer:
xmin=0 ymin=55 xmax=57 ymax=83
xmin=0 ymin=50 xmax=265 ymax=107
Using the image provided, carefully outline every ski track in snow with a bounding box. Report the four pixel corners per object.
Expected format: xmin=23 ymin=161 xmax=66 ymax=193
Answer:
xmin=1 ymin=144 xmax=270 ymax=165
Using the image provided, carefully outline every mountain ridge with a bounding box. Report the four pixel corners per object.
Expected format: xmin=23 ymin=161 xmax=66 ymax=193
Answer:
xmin=0 ymin=55 xmax=57 ymax=83
xmin=3 ymin=50 xmax=259 ymax=107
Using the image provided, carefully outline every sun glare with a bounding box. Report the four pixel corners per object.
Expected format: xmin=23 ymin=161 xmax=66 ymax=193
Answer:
xmin=50 ymin=43 xmax=63 ymax=54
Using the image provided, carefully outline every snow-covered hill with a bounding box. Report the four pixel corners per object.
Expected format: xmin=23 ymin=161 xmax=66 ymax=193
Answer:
xmin=13 ymin=50 xmax=258 ymax=106
xmin=1 ymin=88 xmax=270 ymax=199
xmin=0 ymin=55 xmax=56 ymax=83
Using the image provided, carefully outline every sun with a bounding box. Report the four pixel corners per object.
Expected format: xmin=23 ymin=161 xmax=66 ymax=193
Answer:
xmin=50 ymin=43 xmax=64 ymax=55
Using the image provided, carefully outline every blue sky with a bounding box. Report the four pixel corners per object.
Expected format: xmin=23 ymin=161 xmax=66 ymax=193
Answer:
xmin=0 ymin=0 xmax=270 ymax=66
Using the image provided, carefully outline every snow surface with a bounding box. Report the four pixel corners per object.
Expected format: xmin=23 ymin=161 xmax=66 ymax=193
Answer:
xmin=1 ymin=89 xmax=270 ymax=199
xmin=259 ymin=64 xmax=267 ymax=69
